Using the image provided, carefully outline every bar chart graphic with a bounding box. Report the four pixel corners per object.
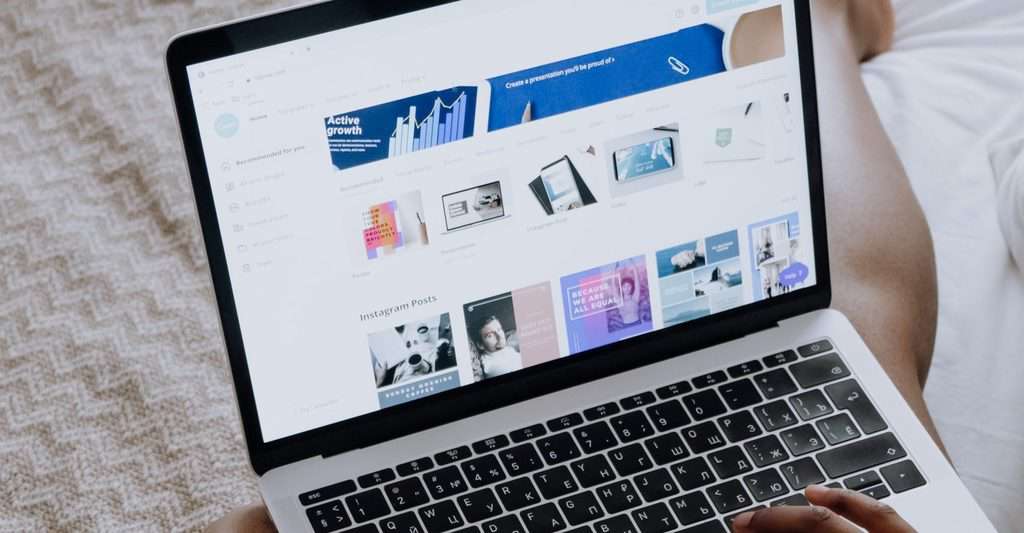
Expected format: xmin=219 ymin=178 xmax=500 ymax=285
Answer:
xmin=325 ymin=86 xmax=478 ymax=172
xmin=388 ymin=92 xmax=469 ymax=157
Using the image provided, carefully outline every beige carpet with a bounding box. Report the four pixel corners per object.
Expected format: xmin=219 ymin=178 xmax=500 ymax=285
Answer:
xmin=0 ymin=1 xmax=295 ymax=530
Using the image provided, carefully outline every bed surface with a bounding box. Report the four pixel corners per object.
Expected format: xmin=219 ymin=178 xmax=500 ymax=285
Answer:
xmin=1 ymin=0 xmax=1021 ymax=530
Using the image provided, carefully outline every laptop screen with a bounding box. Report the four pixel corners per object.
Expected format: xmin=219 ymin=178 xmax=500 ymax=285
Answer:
xmin=186 ymin=0 xmax=817 ymax=443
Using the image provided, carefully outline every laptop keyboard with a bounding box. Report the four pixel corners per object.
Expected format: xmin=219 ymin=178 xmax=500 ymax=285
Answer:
xmin=300 ymin=340 xmax=928 ymax=533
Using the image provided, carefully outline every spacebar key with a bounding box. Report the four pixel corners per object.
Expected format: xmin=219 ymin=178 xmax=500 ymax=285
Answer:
xmin=817 ymin=433 xmax=906 ymax=479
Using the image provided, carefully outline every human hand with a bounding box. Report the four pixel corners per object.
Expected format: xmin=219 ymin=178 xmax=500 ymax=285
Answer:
xmin=205 ymin=503 xmax=277 ymax=533
xmin=732 ymin=485 xmax=916 ymax=533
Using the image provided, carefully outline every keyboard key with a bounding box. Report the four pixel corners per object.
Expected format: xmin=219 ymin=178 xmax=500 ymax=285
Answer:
xmin=381 ymin=512 xmax=423 ymax=533
xmin=790 ymin=390 xmax=834 ymax=421
xmin=762 ymin=350 xmax=798 ymax=368
xmin=496 ymin=477 xmax=542 ymax=511
xmin=511 ymin=424 xmax=548 ymax=443
xmin=743 ymin=435 xmax=790 ymax=468
xmin=770 ymin=493 xmax=809 ymax=506
xmin=680 ymin=520 xmax=725 ymax=533
xmin=538 ymin=433 xmax=582 ymax=465
xmin=307 ymin=500 xmax=351 ymax=533
xmin=583 ymin=403 xmax=621 ymax=421
xmin=797 ymin=340 xmax=834 ymax=358
xmin=454 ymin=528 xmax=480 ymax=533
xmin=655 ymin=380 xmax=693 ymax=399
xmin=742 ymin=469 xmax=788 ymax=502
xmin=753 ymin=401 xmax=798 ymax=432
xmin=534 ymin=466 xmax=579 ymax=499
xmin=417 ymin=499 xmax=466 ymax=531
xmin=694 ymin=371 xmax=728 ymax=389
xmin=610 ymin=411 xmax=654 ymax=443
xmin=843 ymin=471 xmax=882 ymax=491
xmin=436 ymin=446 xmax=474 ymax=466
xmin=707 ymin=446 xmax=753 ymax=479
xmin=861 ymin=485 xmax=891 ymax=500
xmin=753 ymin=370 xmax=798 ymax=399
xmin=669 ymin=457 xmax=717 ymax=491
xmin=596 ymin=480 xmax=643 ymax=513
xmin=880 ymin=460 xmax=927 ymax=494
xmin=790 ymin=353 xmax=850 ymax=388
xmin=717 ymin=411 xmax=763 ymax=443
xmin=631 ymin=502 xmax=677 ymax=533
xmin=398 ymin=458 xmax=435 ymax=477
xmin=824 ymin=380 xmax=888 ymax=434
xmin=458 ymin=488 xmax=503 ymax=523
xmin=608 ymin=443 xmax=653 ymax=476
xmin=668 ymin=492 xmax=715 ymax=526
xmin=633 ymin=468 xmax=679 ymax=502
xmin=780 ymin=425 xmax=825 ymax=456
xmin=706 ymin=479 xmax=752 ymax=514
xmin=463 ymin=454 xmax=507 ymax=488
xmin=594 ymin=515 xmax=637 ymax=533
xmin=482 ymin=515 xmax=526 ymax=533
xmin=301 ymin=480 xmax=357 ymax=506
xmin=346 ymin=488 xmax=391 ymax=523
xmin=520 ymin=503 xmax=567 ymax=533
xmin=779 ymin=458 xmax=825 ymax=490
xmin=359 ymin=468 xmax=397 ymax=488
xmin=681 ymin=390 xmax=727 ymax=421
xmin=645 ymin=400 xmax=691 ymax=432
xmin=621 ymin=392 xmax=657 ymax=410
xmin=570 ymin=455 xmax=617 ymax=488
xmin=573 ymin=421 xmax=619 ymax=454
xmin=558 ymin=491 xmax=605 ymax=525
xmin=425 ymin=466 xmax=470 ymax=499
xmin=500 ymin=443 xmax=545 ymax=476
xmin=682 ymin=421 xmax=727 ymax=454
xmin=385 ymin=477 xmax=430 ymax=511
xmin=727 ymin=360 xmax=764 ymax=379
xmin=717 ymin=380 xmax=763 ymax=410
xmin=817 ymin=433 xmax=906 ymax=479
xmin=474 ymin=436 xmax=511 ymax=454
xmin=817 ymin=413 xmax=861 ymax=445
xmin=644 ymin=432 xmax=689 ymax=465
xmin=565 ymin=527 xmax=592 ymax=533
xmin=547 ymin=414 xmax=585 ymax=432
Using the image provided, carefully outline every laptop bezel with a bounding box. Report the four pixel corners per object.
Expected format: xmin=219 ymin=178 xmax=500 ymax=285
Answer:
xmin=166 ymin=0 xmax=829 ymax=476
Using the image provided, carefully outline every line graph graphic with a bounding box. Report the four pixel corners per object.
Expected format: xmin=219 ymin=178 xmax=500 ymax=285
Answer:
xmin=389 ymin=91 xmax=469 ymax=157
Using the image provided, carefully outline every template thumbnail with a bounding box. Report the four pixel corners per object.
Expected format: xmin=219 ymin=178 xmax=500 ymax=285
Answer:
xmin=748 ymin=213 xmax=810 ymax=300
xmin=441 ymin=181 xmax=507 ymax=232
xmin=560 ymin=256 xmax=653 ymax=354
xmin=695 ymin=101 xmax=766 ymax=165
xmin=325 ymin=86 xmax=478 ymax=171
xmin=463 ymin=283 xmax=559 ymax=381
xmin=605 ymin=124 xmax=684 ymax=198
xmin=528 ymin=156 xmax=598 ymax=215
xmin=356 ymin=191 xmax=429 ymax=261
xmin=368 ymin=313 xmax=460 ymax=408
xmin=656 ymin=229 xmax=744 ymax=327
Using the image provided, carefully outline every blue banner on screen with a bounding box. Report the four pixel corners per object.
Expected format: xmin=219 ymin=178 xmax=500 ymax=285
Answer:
xmin=325 ymin=87 xmax=478 ymax=171
xmin=486 ymin=25 xmax=726 ymax=132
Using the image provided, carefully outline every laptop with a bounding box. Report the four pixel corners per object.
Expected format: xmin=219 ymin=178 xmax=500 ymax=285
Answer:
xmin=165 ymin=1 xmax=995 ymax=531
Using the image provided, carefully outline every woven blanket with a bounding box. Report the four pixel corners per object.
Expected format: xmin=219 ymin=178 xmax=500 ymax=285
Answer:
xmin=1 ymin=1 xmax=292 ymax=531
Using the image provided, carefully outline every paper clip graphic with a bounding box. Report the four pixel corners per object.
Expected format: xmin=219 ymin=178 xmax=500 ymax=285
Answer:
xmin=668 ymin=56 xmax=691 ymax=76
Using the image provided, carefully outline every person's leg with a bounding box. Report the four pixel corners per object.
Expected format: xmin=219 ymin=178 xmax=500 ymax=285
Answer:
xmin=812 ymin=0 xmax=945 ymax=450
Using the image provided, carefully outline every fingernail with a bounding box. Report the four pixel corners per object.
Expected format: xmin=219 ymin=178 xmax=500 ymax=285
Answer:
xmin=806 ymin=484 xmax=830 ymax=497
xmin=732 ymin=511 xmax=754 ymax=528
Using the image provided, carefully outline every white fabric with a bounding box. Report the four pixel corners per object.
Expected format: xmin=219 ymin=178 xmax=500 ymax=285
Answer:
xmin=861 ymin=2 xmax=1024 ymax=531
xmin=990 ymin=137 xmax=1024 ymax=268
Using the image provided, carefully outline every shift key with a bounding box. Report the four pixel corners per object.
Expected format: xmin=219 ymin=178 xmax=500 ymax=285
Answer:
xmin=817 ymin=433 xmax=906 ymax=479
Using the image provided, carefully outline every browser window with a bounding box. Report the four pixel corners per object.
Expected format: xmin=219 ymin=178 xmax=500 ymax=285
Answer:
xmin=187 ymin=0 xmax=816 ymax=442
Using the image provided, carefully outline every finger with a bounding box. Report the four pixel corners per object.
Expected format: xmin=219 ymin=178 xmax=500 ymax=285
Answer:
xmin=806 ymin=485 xmax=917 ymax=532
xmin=731 ymin=504 xmax=860 ymax=533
